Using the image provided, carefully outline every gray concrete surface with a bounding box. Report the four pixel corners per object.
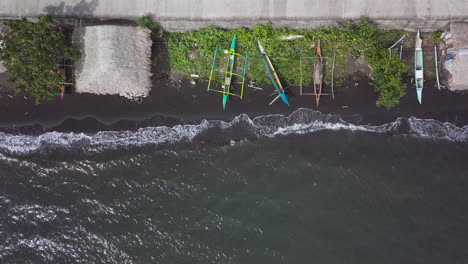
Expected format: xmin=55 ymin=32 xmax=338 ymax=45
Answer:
xmin=1 ymin=0 xmax=468 ymax=31
xmin=447 ymin=23 xmax=468 ymax=91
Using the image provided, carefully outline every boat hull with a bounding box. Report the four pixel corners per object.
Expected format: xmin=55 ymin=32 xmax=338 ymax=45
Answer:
xmin=279 ymin=93 xmax=289 ymax=105
xmin=223 ymin=36 xmax=237 ymax=110
xmin=416 ymin=87 xmax=423 ymax=104
xmin=415 ymin=31 xmax=424 ymax=104
xmin=313 ymin=40 xmax=323 ymax=106
xmin=257 ymin=41 xmax=290 ymax=106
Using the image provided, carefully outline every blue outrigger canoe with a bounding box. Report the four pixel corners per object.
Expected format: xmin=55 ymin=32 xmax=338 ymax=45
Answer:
xmin=257 ymin=41 xmax=289 ymax=105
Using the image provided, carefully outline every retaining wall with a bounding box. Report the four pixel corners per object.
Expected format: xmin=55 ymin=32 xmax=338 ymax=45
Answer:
xmin=1 ymin=0 xmax=468 ymax=31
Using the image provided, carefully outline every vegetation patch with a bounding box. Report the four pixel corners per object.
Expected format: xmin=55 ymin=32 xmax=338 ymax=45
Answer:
xmin=168 ymin=19 xmax=407 ymax=109
xmin=433 ymin=31 xmax=443 ymax=42
xmin=136 ymin=16 xmax=157 ymax=31
xmin=0 ymin=16 xmax=79 ymax=103
xmin=135 ymin=16 xmax=163 ymax=40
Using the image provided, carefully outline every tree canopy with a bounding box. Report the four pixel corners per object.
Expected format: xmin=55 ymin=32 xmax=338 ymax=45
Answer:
xmin=0 ymin=16 xmax=78 ymax=103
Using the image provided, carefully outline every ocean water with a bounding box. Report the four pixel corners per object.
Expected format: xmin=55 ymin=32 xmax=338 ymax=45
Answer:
xmin=1 ymin=109 xmax=468 ymax=264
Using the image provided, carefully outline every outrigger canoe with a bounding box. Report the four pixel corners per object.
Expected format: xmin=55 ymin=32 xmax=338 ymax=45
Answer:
xmin=257 ymin=41 xmax=289 ymax=105
xmin=313 ymin=40 xmax=324 ymax=106
xmin=222 ymin=36 xmax=237 ymax=110
xmin=415 ymin=30 xmax=424 ymax=104
xmin=207 ymin=35 xmax=248 ymax=110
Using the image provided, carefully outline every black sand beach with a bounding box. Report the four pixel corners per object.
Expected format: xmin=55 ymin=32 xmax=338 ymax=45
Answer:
xmin=0 ymin=23 xmax=467 ymax=134
xmin=1 ymin=72 xmax=468 ymax=134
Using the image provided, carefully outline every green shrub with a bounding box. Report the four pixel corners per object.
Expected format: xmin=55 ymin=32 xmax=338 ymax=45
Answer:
xmin=368 ymin=50 xmax=407 ymax=109
xmin=167 ymin=19 xmax=408 ymax=109
xmin=135 ymin=16 xmax=163 ymax=41
xmin=136 ymin=16 xmax=156 ymax=31
xmin=433 ymin=31 xmax=443 ymax=42
xmin=0 ymin=16 xmax=79 ymax=103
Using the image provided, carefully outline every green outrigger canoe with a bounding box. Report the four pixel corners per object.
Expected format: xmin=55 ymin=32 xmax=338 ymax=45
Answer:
xmin=222 ymin=36 xmax=237 ymax=109
xmin=207 ymin=36 xmax=248 ymax=110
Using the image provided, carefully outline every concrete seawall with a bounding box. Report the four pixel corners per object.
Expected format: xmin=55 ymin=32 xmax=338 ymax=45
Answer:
xmin=1 ymin=0 xmax=468 ymax=31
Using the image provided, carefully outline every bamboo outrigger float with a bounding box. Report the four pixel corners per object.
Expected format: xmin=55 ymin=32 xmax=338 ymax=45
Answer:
xmin=415 ymin=30 xmax=424 ymax=104
xmin=300 ymin=39 xmax=335 ymax=107
xmin=207 ymin=36 xmax=248 ymax=110
xmin=434 ymin=46 xmax=441 ymax=90
xmin=257 ymin=41 xmax=289 ymax=106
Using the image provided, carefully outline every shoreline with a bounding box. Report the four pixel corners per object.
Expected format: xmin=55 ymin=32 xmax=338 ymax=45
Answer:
xmin=1 ymin=73 xmax=468 ymax=135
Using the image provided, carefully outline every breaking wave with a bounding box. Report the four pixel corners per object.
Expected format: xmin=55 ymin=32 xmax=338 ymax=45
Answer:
xmin=0 ymin=109 xmax=467 ymax=159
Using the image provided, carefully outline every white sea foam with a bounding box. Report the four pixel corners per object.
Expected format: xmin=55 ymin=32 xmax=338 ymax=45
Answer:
xmin=0 ymin=109 xmax=467 ymax=158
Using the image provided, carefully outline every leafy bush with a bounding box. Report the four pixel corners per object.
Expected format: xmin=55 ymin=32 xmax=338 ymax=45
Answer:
xmin=167 ymin=19 xmax=408 ymax=108
xmin=368 ymin=50 xmax=407 ymax=108
xmin=136 ymin=16 xmax=157 ymax=31
xmin=433 ymin=31 xmax=442 ymax=42
xmin=135 ymin=16 xmax=162 ymax=41
xmin=0 ymin=16 xmax=79 ymax=103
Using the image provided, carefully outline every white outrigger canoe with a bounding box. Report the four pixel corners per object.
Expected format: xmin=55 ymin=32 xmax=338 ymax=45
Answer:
xmin=415 ymin=30 xmax=424 ymax=104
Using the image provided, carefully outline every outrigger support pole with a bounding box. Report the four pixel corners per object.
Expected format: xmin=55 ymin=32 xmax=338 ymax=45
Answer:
xmin=331 ymin=53 xmax=336 ymax=99
xmin=207 ymin=45 xmax=219 ymax=91
xmin=300 ymin=54 xmax=303 ymax=96
xmin=302 ymin=57 xmax=334 ymax=59
xmin=269 ymin=95 xmax=281 ymax=105
xmin=434 ymin=46 xmax=441 ymax=90
xmin=389 ymin=34 xmax=407 ymax=50
xmin=240 ymin=54 xmax=248 ymax=99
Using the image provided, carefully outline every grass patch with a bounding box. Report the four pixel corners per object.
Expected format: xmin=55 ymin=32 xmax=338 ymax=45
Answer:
xmin=168 ymin=19 xmax=408 ymax=109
